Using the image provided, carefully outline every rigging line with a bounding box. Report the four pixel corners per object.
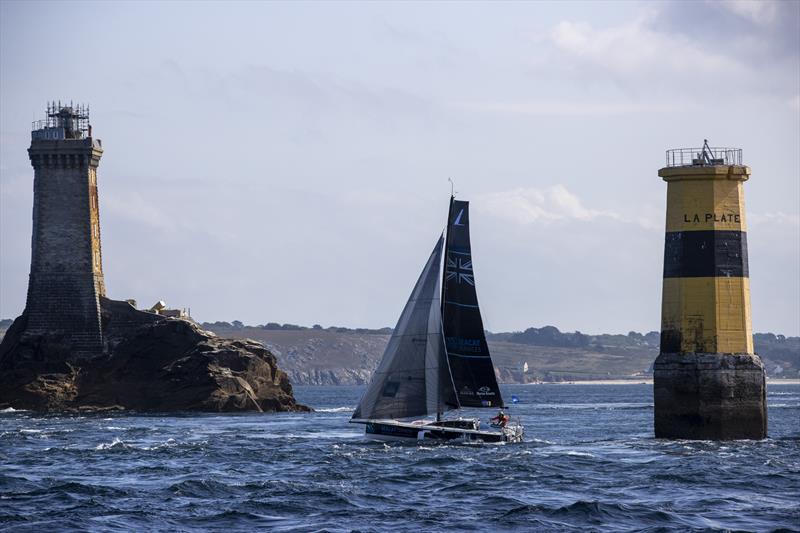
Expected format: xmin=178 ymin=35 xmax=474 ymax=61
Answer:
xmin=441 ymin=194 xmax=454 ymax=317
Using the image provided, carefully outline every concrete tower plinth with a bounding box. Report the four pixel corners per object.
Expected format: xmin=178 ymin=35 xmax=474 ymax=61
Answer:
xmin=654 ymin=144 xmax=767 ymax=440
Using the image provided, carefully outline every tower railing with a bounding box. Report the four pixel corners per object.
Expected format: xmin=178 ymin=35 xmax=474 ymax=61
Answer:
xmin=665 ymin=145 xmax=743 ymax=168
xmin=31 ymin=102 xmax=90 ymax=140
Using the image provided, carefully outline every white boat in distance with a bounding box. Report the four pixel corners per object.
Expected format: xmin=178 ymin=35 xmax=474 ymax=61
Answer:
xmin=350 ymin=196 xmax=524 ymax=444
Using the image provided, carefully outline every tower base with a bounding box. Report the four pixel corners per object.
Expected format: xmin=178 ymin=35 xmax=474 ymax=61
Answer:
xmin=653 ymin=352 xmax=767 ymax=440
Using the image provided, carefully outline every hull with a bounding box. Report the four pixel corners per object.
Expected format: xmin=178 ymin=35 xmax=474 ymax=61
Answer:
xmin=352 ymin=419 xmax=523 ymax=444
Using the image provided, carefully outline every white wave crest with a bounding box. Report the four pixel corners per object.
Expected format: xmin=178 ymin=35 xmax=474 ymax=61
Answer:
xmin=316 ymin=407 xmax=354 ymax=413
xmin=95 ymin=437 xmax=128 ymax=450
xmin=564 ymin=450 xmax=595 ymax=458
xmin=142 ymin=438 xmax=180 ymax=450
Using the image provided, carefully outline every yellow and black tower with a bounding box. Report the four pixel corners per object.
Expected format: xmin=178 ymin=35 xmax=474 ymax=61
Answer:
xmin=654 ymin=141 xmax=767 ymax=440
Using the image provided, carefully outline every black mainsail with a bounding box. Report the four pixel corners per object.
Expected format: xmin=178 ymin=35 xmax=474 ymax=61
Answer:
xmin=441 ymin=198 xmax=504 ymax=408
xmin=352 ymin=236 xmax=456 ymax=421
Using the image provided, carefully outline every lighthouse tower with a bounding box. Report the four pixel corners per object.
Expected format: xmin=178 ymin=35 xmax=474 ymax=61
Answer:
xmin=654 ymin=141 xmax=767 ymax=440
xmin=25 ymin=102 xmax=105 ymax=357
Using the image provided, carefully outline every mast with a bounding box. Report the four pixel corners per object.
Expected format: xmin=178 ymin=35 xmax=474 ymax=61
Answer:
xmin=442 ymin=179 xmax=456 ymax=319
xmin=442 ymin=195 xmax=455 ymax=317
xmin=439 ymin=194 xmax=460 ymax=419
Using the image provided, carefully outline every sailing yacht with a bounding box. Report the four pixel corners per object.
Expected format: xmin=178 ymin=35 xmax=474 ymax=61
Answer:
xmin=350 ymin=197 xmax=524 ymax=443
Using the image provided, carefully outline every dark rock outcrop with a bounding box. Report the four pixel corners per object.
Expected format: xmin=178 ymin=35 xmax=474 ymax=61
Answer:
xmin=0 ymin=299 xmax=308 ymax=413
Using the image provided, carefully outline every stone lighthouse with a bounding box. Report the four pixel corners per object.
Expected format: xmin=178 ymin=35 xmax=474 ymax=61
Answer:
xmin=654 ymin=141 xmax=767 ymax=440
xmin=24 ymin=102 xmax=105 ymax=356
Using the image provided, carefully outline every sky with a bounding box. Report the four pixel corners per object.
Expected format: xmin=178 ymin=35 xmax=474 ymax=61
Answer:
xmin=1 ymin=0 xmax=798 ymax=335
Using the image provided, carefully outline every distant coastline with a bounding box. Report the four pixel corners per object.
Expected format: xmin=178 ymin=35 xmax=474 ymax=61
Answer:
xmin=2 ymin=319 xmax=798 ymax=386
xmin=523 ymin=378 xmax=800 ymax=385
xmin=529 ymin=379 xmax=654 ymax=385
xmin=194 ymin=322 xmax=800 ymax=386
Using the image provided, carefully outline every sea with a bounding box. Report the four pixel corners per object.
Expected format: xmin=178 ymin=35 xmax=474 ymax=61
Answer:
xmin=1 ymin=384 xmax=798 ymax=532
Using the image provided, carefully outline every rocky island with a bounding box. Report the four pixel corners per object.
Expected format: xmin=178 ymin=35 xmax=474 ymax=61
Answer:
xmin=0 ymin=103 xmax=306 ymax=413
xmin=0 ymin=298 xmax=308 ymax=413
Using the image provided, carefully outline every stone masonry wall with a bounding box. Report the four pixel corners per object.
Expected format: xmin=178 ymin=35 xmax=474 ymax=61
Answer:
xmin=26 ymin=139 xmax=105 ymax=356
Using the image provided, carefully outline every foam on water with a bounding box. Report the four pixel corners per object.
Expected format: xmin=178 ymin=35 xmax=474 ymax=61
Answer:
xmin=0 ymin=383 xmax=797 ymax=531
xmin=95 ymin=437 xmax=128 ymax=450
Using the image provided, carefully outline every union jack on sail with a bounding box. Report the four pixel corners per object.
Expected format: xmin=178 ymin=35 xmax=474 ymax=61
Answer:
xmin=446 ymin=255 xmax=474 ymax=285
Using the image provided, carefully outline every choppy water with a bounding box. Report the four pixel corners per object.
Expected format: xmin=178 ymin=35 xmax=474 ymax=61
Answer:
xmin=1 ymin=384 xmax=799 ymax=532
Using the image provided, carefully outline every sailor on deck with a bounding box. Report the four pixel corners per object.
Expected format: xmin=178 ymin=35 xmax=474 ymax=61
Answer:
xmin=490 ymin=410 xmax=509 ymax=428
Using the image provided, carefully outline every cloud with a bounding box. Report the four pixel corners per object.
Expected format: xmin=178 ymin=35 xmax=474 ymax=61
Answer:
xmin=548 ymin=17 xmax=742 ymax=79
xmin=720 ymin=0 xmax=779 ymax=26
xmin=451 ymin=100 xmax=683 ymax=117
xmin=749 ymin=212 xmax=800 ymax=227
xmin=541 ymin=1 xmax=798 ymax=100
xmin=476 ymin=185 xmax=623 ymax=225
xmin=658 ymin=0 xmax=799 ymax=60
xmin=476 ymin=186 xmax=669 ymax=231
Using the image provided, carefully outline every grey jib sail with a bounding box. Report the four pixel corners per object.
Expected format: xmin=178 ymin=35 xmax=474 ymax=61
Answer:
xmin=352 ymin=236 xmax=456 ymax=421
xmin=441 ymin=198 xmax=504 ymax=408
